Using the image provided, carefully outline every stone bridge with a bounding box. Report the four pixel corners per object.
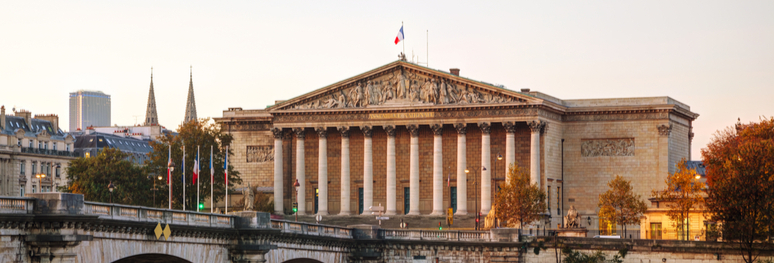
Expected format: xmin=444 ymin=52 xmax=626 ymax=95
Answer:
xmin=0 ymin=193 xmax=764 ymax=263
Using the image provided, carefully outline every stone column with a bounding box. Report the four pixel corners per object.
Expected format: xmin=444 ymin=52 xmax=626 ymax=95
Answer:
xmin=362 ymin=126 xmax=373 ymax=214
xmin=504 ymin=121 xmax=516 ymax=183
xmin=479 ymin=122 xmax=492 ymax=216
xmin=385 ymin=125 xmax=397 ymax=215
xmin=408 ymin=124 xmax=420 ymax=215
xmin=272 ymin=128 xmax=284 ymax=214
xmin=338 ymin=126 xmax=351 ymax=215
xmin=316 ymin=127 xmax=328 ymax=215
xmin=294 ymin=128 xmax=306 ymax=215
xmin=431 ymin=124 xmax=444 ymax=215
xmin=528 ymin=120 xmax=545 ymax=188
xmin=455 ymin=123 xmax=468 ymax=215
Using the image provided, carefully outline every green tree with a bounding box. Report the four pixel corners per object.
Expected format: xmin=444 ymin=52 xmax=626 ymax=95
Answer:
xmin=494 ymin=164 xmax=547 ymax=230
xmin=63 ymin=147 xmax=153 ymax=206
xmin=703 ymin=117 xmax=774 ymax=263
xmin=651 ymin=159 xmax=705 ymax=240
xmin=146 ymin=118 xmax=242 ymax=211
xmin=598 ymin=175 xmax=648 ymax=238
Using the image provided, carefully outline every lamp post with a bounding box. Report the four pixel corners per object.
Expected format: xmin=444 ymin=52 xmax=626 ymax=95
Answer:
xmin=35 ymin=173 xmax=46 ymax=193
xmin=466 ymin=166 xmax=487 ymax=231
xmin=493 ymin=152 xmax=502 ymax=228
xmin=293 ymin=179 xmax=300 ymax=222
xmin=545 ymin=214 xmax=552 ymax=236
xmin=108 ymin=181 xmax=115 ymax=204
xmin=149 ymin=174 xmax=163 ymax=207
xmin=168 ymin=161 xmax=175 ymax=210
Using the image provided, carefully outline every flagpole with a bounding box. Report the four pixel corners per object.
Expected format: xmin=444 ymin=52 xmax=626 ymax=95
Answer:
xmin=169 ymin=144 xmax=172 ymax=210
xmin=197 ymin=146 xmax=200 ymax=212
xmin=225 ymin=146 xmax=229 ymax=214
xmin=402 ymin=21 xmax=405 ymax=55
xmin=183 ymin=145 xmax=186 ymax=211
xmin=210 ymin=145 xmax=213 ymax=213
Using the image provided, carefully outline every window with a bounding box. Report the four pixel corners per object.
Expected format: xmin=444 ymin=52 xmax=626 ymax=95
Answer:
xmin=38 ymin=141 xmax=42 ymax=149
xmin=557 ymin=187 xmax=561 ymax=215
xmin=55 ymin=166 xmax=60 ymax=178
xmin=29 ymin=140 xmax=33 ymax=148
xmin=85 ymin=152 xmax=90 ymax=158
xmin=20 ymin=162 xmax=25 ymax=175
xmin=20 ymin=187 xmax=24 ymax=197
xmin=44 ymin=142 xmax=48 ymax=150
xmin=650 ymin=223 xmax=662 ymax=240
xmin=66 ymin=144 xmax=70 ymax=151
xmin=32 ymin=186 xmax=36 ymax=193
xmin=53 ymin=143 xmax=57 ymax=151
xmin=17 ymin=139 xmax=21 ymax=146
xmin=548 ymin=186 xmax=551 ymax=211
xmin=31 ymin=162 xmax=37 ymax=174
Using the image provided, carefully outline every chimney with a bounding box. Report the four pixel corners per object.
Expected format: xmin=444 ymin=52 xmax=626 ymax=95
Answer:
xmin=35 ymin=114 xmax=59 ymax=133
xmin=450 ymin=68 xmax=460 ymax=76
xmin=520 ymin=88 xmax=531 ymax=93
xmin=15 ymin=110 xmax=32 ymax=129
xmin=0 ymin=106 xmax=5 ymax=130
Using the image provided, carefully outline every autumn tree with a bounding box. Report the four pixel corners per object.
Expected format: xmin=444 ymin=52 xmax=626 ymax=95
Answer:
xmin=146 ymin=118 xmax=242 ymax=211
xmin=598 ymin=175 xmax=648 ymax=237
xmin=494 ymin=164 xmax=547 ymax=231
xmin=703 ymin=117 xmax=774 ymax=263
xmin=651 ymin=159 xmax=705 ymax=240
xmin=63 ymin=147 xmax=153 ymax=206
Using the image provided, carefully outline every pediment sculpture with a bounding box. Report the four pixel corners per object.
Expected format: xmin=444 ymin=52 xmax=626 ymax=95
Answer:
xmin=287 ymin=67 xmax=518 ymax=110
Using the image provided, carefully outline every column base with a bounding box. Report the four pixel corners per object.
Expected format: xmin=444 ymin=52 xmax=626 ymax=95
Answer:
xmin=430 ymin=210 xmax=444 ymax=216
xmin=385 ymin=210 xmax=397 ymax=215
xmin=338 ymin=211 xmax=351 ymax=216
xmin=481 ymin=209 xmax=491 ymax=216
xmin=407 ymin=211 xmax=421 ymax=215
xmin=317 ymin=211 xmax=329 ymax=216
xmin=454 ymin=210 xmax=468 ymax=216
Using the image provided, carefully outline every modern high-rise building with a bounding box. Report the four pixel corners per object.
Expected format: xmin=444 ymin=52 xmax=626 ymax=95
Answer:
xmin=69 ymin=90 xmax=111 ymax=131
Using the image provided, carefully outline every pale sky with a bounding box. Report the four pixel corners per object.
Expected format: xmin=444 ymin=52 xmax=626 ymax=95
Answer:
xmin=2 ymin=1 xmax=773 ymax=159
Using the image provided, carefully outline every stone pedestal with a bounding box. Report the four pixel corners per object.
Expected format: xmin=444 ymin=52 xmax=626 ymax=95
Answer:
xmin=489 ymin=228 xmax=521 ymax=242
xmin=556 ymin=228 xmax=588 ymax=238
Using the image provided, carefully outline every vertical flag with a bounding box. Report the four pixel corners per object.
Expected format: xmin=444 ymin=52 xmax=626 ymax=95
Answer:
xmin=182 ymin=145 xmax=185 ymax=211
xmin=447 ymin=172 xmax=451 ymax=187
xmin=394 ymin=25 xmax=404 ymax=45
xmin=193 ymin=151 xmax=199 ymax=183
xmin=224 ymin=146 xmax=229 ymax=214
xmin=168 ymin=144 xmax=172 ymax=210
xmin=210 ymin=145 xmax=214 ymax=213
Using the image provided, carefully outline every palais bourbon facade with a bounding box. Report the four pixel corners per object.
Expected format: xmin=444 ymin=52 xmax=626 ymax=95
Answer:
xmin=215 ymin=60 xmax=698 ymax=228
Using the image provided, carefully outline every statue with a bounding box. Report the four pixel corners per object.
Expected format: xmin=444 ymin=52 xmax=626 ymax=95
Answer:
xmin=564 ymin=205 xmax=581 ymax=228
xmin=242 ymin=183 xmax=255 ymax=211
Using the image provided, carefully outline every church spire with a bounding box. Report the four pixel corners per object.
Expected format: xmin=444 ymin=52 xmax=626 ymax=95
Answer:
xmin=144 ymin=67 xmax=159 ymax=126
xmin=184 ymin=65 xmax=198 ymax=123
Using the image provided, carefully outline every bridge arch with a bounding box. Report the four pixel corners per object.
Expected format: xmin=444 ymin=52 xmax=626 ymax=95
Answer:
xmin=112 ymin=253 xmax=192 ymax=263
xmin=283 ymin=259 xmax=324 ymax=263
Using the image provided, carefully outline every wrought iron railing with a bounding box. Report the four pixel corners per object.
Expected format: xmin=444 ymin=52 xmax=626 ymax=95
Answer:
xmin=21 ymin=147 xmax=78 ymax=157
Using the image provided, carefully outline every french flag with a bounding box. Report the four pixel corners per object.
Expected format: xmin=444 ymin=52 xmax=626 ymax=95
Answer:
xmin=394 ymin=26 xmax=404 ymax=45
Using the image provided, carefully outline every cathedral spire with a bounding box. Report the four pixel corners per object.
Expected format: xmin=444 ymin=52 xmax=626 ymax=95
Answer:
xmin=184 ymin=65 xmax=198 ymax=123
xmin=144 ymin=67 xmax=159 ymax=126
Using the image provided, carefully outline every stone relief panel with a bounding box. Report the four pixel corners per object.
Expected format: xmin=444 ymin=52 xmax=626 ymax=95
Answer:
xmin=286 ymin=67 xmax=520 ymax=110
xmin=246 ymin=145 xmax=274 ymax=163
xmin=581 ymin=138 xmax=635 ymax=157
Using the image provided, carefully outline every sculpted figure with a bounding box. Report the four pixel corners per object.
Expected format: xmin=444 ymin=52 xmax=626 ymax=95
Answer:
xmin=381 ymin=81 xmax=394 ymax=102
xmin=338 ymin=90 xmax=348 ymax=108
xmin=409 ymin=80 xmax=420 ymax=102
xmin=243 ymin=183 xmax=255 ymax=211
xmin=349 ymin=83 xmax=364 ymax=107
xmin=564 ymin=205 xmax=580 ymax=228
xmin=396 ymin=70 xmax=408 ymax=99
xmin=439 ymin=80 xmax=450 ymax=104
xmin=446 ymin=81 xmax=460 ymax=103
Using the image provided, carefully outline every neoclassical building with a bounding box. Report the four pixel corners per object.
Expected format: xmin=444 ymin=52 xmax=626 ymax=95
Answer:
xmin=216 ymin=60 xmax=698 ymax=228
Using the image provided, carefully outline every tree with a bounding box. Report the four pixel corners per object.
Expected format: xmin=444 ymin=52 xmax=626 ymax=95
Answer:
xmin=598 ymin=175 xmax=648 ymax=238
xmin=651 ymin=159 xmax=705 ymax=240
xmin=235 ymin=190 xmax=275 ymax=213
xmin=63 ymin=147 xmax=153 ymax=206
xmin=146 ymin=118 xmax=242 ymax=211
xmin=702 ymin=117 xmax=774 ymax=263
xmin=494 ymin=164 xmax=547 ymax=230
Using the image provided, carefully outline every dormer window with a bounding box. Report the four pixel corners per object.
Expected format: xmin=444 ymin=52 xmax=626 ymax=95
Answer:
xmin=29 ymin=140 xmax=32 ymax=148
xmin=38 ymin=141 xmax=42 ymax=149
xmin=17 ymin=139 xmax=21 ymax=146
xmin=44 ymin=142 xmax=48 ymax=150
xmin=66 ymin=144 xmax=70 ymax=151
xmin=53 ymin=143 xmax=57 ymax=151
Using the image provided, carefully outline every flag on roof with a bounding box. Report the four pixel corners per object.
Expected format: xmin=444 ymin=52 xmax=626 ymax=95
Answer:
xmin=394 ymin=26 xmax=404 ymax=45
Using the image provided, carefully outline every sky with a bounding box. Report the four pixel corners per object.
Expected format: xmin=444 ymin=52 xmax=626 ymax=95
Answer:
xmin=2 ymin=1 xmax=773 ymax=159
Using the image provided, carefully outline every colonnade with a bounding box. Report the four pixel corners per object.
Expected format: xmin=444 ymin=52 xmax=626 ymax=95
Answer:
xmin=272 ymin=120 xmax=546 ymax=216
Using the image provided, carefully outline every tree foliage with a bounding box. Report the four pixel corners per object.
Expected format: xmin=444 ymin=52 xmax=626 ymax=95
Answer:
xmin=146 ymin=118 xmax=242 ymax=210
xmin=63 ymin=147 xmax=153 ymax=206
xmin=651 ymin=158 xmax=705 ymax=240
xmin=702 ymin=117 xmax=774 ymax=263
xmin=494 ymin=164 xmax=547 ymax=229
xmin=235 ymin=190 xmax=275 ymax=213
xmin=598 ymin=175 xmax=648 ymax=236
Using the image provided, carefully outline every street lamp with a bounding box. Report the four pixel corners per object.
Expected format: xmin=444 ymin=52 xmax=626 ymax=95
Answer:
xmin=293 ymin=179 xmax=300 ymax=222
xmin=35 ymin=173 xmax=46 ymax=193
xmin=466 ymin=166 xmax=486 ymax=231
xmin=168 ymin=161 xmax=175 ymax=210
xmin=108 ymin=181 xmax=115 ymax=204
xmin=149 ymin=174 xmax=163 ymax=207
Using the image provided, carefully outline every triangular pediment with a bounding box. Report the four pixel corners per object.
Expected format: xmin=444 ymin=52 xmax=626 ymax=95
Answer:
xmin=269 ymin=61 xmax=542 ymax=112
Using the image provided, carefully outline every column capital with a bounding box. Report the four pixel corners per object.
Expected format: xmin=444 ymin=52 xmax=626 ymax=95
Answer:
xmin=455 ymin=123 xmax=467 ymax=134
xmin=504 ymin=121 xmax=516 ymax=133
xmin=658 ymin=124 xmax=672 ymax=136
xmin=338 ymin=126 xmax=350 ymax=138
xmin=271 ymin=127 xmax=283 ymax=139
xmin=431 ymin=124 xmax=443 ymax=136
xmin=361 ymin=126 xmax=372 ymax=138
xmin=408 ymin=124 xmax=419 ymax=137
xmin=478 ymin=122 xmax=491 ymax=134
xmin=316 ymin=127 xmax=327 ymax=138
xmin=384 ymin=125 xmax=396 ymax=137
xmin=283 ymin=131 xmax=293 ymax=140
xmin=293 ymin=127 xmax=306 ymax=139
xmin=528 ymin=120 xmax=545 ymax=134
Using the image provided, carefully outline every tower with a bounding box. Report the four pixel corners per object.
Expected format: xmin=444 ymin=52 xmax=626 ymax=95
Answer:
xmin=144 ymin=68 xmax=159 ymax=126
xmin=184 ymin=66 xmax=198 ymax=123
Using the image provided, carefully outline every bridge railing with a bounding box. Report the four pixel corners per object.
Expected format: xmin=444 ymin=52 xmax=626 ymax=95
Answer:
xmin=0 ymin=196 xmax=35 ymax=214
xmin=380 ymin=229 xmax=491 ymax=242
xmin=270 ymin=219 xmax=353 ymax=239
xmin=83 ymin=201 xmax=235 ymax=229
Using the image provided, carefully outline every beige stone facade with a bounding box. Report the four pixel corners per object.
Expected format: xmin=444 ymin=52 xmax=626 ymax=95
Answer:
xmin=215 ymin=60 xmax=698 ymax=229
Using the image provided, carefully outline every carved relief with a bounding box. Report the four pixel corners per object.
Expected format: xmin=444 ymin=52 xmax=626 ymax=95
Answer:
xmin=361 ymin=126 xmax=373 ymax=138
xmin=581 ymin=138 xmax=635 ymax=157
xmin=658 ymin=124 xmax=672 ymax=136
xmin=247 ymin=146 xmax=274 ymax=163
xmin=315 ymin=127 xmax=327 ymax=138
xmin=503 ymin=122 xmax=516 ymax=134
xmin=455 ymin=123 xmax=467 ymax=134
xmin=338 ymin=126 xmax=350 ymax=138
xmin=431 ymin=124 xmax=443 ymax=136
xmin=527 ymin=120 xmax=545 ymax=134
xmin=271 ymin=128 xmax=283 ymax=139
xmin=384 ymin=125 xmax=396 ymax=137
xmin=286 ymin=67 xmax=519 ymax=110
xmin=408 ymin=124 xmax=419 ymax=137
xmin=478 ymin=122 xmax=491 ymax=134
xmin=293 ymin=128 xmax=306 ymax=139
